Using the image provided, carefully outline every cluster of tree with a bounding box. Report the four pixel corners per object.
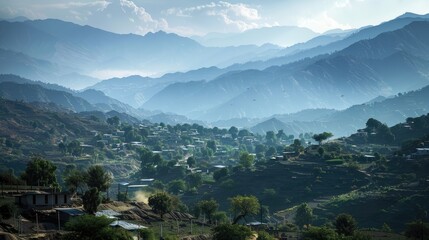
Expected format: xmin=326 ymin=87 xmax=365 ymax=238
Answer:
xmin=22 ymin=157 xmax=113 ymax=214
xmin=0 ymin=168 xmax=24 ymax=185
xmin=21 ymin=156 xmax=59 ymax=189
xmin=63 ymin=165 xmax=113 ymax=213
xmin=364 ymin=118 xmax=395 ymax=144
xmin=62 ymin=214 xmax=132 ymax=240
xmin=21 ymin=156 xmax=113 ymax=213
xmin=147 ymin=191 xmax=187 ymax=219
xmin=313 ymin=132 xmax=333 ymax=145
xmin=393 ymin=114 xmax=429 ymax=144
xmin=58 ymin=140 xmax=82 ymax=156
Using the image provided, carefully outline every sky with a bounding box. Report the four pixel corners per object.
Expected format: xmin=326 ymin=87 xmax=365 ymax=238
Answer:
xmin=1 ymin=0 xmax=429 ymax=36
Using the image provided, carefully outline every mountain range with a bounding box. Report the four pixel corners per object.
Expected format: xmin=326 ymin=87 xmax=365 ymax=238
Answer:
xmin=192 ymin=26 xmax=319 ymax=47
xmin=143 ymin=21 xmax=429 ymax=121
xmin=2 ymin=12 xmax=429 ymax=138
xmin=0 ymin=74 xmax=146 ymax=119
xmin=251 ymin=84 xmax=429 ymax=137
xmin=0 ymin=19 xmax=284 ymax=89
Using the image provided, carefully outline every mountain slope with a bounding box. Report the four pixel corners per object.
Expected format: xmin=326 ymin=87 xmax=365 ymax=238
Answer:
xmin=143 ymin=70 xmax=270 ymax=115
xmin=0 ymin=74 xmax=148 ymax=118
xmin=251 ymin=84 xmax=429 ymax=136
xmin=240 ymin=14 xmax=429 ymax=70
xmin=0 ymin=82 xmax=96 ymax=112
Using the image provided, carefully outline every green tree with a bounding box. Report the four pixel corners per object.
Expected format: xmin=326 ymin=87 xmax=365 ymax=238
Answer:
xmin=239 ymin=152 xmax=254 ymax=170
xmin=58 ymin=142 xmax=67 ymax=154
xmin=313 ymin=132 xmax=333 ymax=145
xmin=292 ymin=139 xmax=303 ymax=152
xmin=405 ymin=221 xmax=429 ymax=240
xmin=64 ymin=169 xmax=87 ymax=195
xmin=230 ymin=195 xmax=260 ymax=224
xmin=67 ymin=140 xmax=82 ymax=156
xmin=187 ymin=156 xmax=196 ymax=168
xmin=207 ymin=140 xmax=217 ymax=152
xmin=97 ymin=227 xmax=133 ymax=240
xmin=139 ymin=229 xmax=155 ymax=240
xmin=0 ymin=203 xmax=17 ymax=220
xmin=255 ymin=144 xmax=266 ymax=155
xmin=212 ymin=224 xmax=253 ymax=240
xmin=265 ymin=147 xmax=277 ymax=158
xmin=198 ymin=199 xmax=219 ymax=223
xmin=294 ymin=203 xmax=313 ymax=229
xmin=303 ymin=226 xmax=338 ymax=240
xmin=187 ymin=173 xmax=203 ymax=189
xmin=335 ymin=213 xmax=357 ymax=236
xmin=276 ymin=130 xmax=286 ymax=140
xmin=168 ymin=179 xmax=186 ymax=194
xmin=213 ymin=211 xmax=229 ymax=224
xmin=82 ymin=187 xmax=102 ymax=214
xmin=365 ymin=118 xmax=382 ymax=132
xmin=229 ymin=126 xmax=239 ymax=139
xmin=266 ymin=131 xmax=277 ymax=145
xmin=374 ymin=124 xmax=395 ymax=144
xmin=238 ymin=129 xmax=251 ymax=138
xmin=257 ymin=231 xmax=276 ymax=240
xmin=86 ymin=165 xmax=113 ymax=196
xmin=21 ymin=156 xmax=57 ymax=187
xmin=106 ymin=116 xmax=120 ymax=126
xmin=148 ymin=192 xmax=173 ymax=218
xmin=63 ymin=214 xmax=132 ymax=240
xmin=64 ymin=215 xmax=112 ymax=239
xmin=213 ymin=168 xmax=228 ymax=182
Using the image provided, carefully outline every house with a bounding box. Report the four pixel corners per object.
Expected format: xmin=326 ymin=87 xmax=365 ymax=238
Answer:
xmin=56 ymin=208 xmax=85 ymax=224
xmin=412 ymin=148 xmax=429 ymax=158
xmin=16 ymin=192 xmax=71 ymax=209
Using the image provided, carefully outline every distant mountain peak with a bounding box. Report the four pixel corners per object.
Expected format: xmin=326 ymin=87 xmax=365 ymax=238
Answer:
xmin=397 ymin=12 xmax=429 ymax=19
xmin=5 ymin=16 xmax=29 ymax=22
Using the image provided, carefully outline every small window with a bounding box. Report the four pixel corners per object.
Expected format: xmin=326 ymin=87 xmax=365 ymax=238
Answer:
xmin=45 ymin=195 xmax=48 ymax=204
xmin=33 ymin=195 xmax=36 ymax=205
xmin=55 ymin=194 xmax=58 ymax=204
xmin=64 ymin=194 xmax=67 ymax=203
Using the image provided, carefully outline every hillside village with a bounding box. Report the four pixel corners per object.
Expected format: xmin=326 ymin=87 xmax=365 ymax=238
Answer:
xmin=1 ymin=99 xmax=429 ymax=239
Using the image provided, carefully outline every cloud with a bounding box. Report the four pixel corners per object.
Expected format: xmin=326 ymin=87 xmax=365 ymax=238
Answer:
xmin=164 ymin=1 xmax=267 ymax=32
xmin=119 ymin=0 xmax=153 ymax=23
xmin=298 ymin=11 xmax=352 ymax=33
xmin=334 ymin=0 xmax=351 ymax=8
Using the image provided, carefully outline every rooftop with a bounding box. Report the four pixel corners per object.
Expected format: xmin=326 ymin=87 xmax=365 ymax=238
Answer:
xmin=110 ymin=220 xmax=147 ymax=230
xmin=96 ymin=209 xmax=121 ymax=218
xmin=55 ymin=208 xmax=85 ymax=216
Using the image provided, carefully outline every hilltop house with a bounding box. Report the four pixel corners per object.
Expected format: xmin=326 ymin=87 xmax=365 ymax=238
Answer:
xmin=412 ymin=148 xmax=429 ymax=158
xmin=15 ymin=192 xmax=71 ymax=209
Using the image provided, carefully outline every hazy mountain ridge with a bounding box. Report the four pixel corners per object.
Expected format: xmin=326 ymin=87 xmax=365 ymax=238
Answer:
xmin=193 ymin=25 xmax=318 ymax=47
xmin=235 ymin=14 xmax=429 ymax=71
xmin=251 ymin=83 xmax=429 ymax=136
xmin=0 ymin=18 xmax=282 ymax=87
xmin=0 ymin=82 xmax=96 ymax=112
xmin=0 ymin=74 xmax=148 ymax=119
xmin=145 ymin=21 xmax=429 ymax=121
xmin=87 ymin=66 xmax=239 ymax=108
